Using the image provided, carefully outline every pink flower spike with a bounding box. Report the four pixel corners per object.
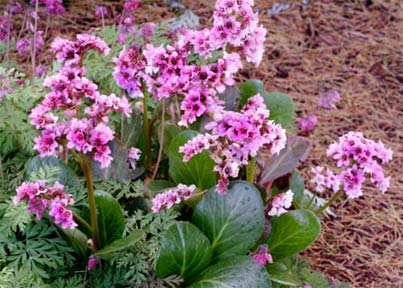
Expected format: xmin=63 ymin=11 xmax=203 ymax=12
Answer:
xmin=252 ymin=244 xmax=273 ymax=267
xmin=151 ymin=184 xmax=196 ymax=213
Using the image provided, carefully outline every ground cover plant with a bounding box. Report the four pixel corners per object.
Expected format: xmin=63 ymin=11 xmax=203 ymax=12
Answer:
xmin=0 ymin=0 xmax=395 ymax=287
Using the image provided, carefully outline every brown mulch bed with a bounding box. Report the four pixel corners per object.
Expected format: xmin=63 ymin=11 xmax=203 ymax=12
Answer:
xmin=4 ymin=0 xmax=403 ymax=286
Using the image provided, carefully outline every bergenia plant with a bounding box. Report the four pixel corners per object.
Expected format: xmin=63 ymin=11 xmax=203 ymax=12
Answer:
xmin=9 ymin=0 xmax=393 ymax=286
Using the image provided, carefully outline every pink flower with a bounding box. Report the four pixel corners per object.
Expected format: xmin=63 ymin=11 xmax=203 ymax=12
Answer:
xmin=49 ymin=200 xmax=77 ymax=229
xmin=14 ymin=180 xmax=77 ymax=229
xmin=94 ymin=5 xmax=109 ymax=18
xmin=151 ymin=184 xmax=196 ymax=212
xmin=87 ymin=255 xmax=101 ymax=270
xmin=35 ymin=64 xmax=49 ymax=77
xmin=267 ymin=190 xmax=293 ymax=217
xmin=312 ymin=132 xmax=392 ymax=199
xmin=128 ymin=147 xmax=141 ymax=169
xmin=252 ymin=244 xmax=273 ymax=266
xmin=16 ymin=38 xmax=30 ymax=54
xmin=318 ymin=90 xmax=341 ymax=110
xmin=298 ymin=115 xmax=318 ymax=133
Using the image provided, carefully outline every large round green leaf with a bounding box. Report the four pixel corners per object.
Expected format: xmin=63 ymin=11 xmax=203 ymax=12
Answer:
xmin=192 ymin=181 xmax=265 ymax=263
xmin=156 ymin=222 xmax=212 ymax=284
xmin=263 ymin=92 xmax=295 ymax=132
xmin=189 ymin=256 xmax=271 ymax=288
xmin=25 ymin=156 xmax=80 ymax=188
xmin=169 ymin=130 xmax=216 ymax=190
xmin=94 ymin=191 xmax=125 ymax=248
xmin=239 ymin=79 xmax=265 ymax=107
xmin=267 ymin=210 xmax=321 ymax=260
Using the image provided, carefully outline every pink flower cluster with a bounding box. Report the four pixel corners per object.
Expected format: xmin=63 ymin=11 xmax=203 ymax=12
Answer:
xmin=311 ymin=132 xmax=393 ymax=199
xmin=252 ymin=244 xmax=273 ymax=267
xmin=16 ymin=30 xmax=44 ymax=56
xmin=14 ymin=180 xmax=77 ymax=229
xmin=151 ymin=184 xmax=196 ymax=212
xmin=31 ymin=34 xmax=130 ymax=168
xmin=179 ymin=95 xmax=286 ymax=194
xmin=318 ymin=90 xmax=341 ymax=110
xmin=50 ymin=34 xmax=110 ymax=65
xmin=31 ymin=0 xmax=65 ymax=16
xmin=113 ymin=0 xmax=265 ymax=127
xmin=184 ymin=0 xmax=266 ymax=66
xmin=267 ymin=190 xmax=293 ymax=217
xmin=298 ymin=115 xmax=318 ymax=133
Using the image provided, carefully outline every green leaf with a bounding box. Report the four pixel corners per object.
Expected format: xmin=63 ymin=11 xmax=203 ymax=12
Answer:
xmin=169 ymin=130 xmax=216 ymax=190
xmin=239 ymin=79 xmax=265 ymax=107
xmin=267 ymin=210 xmax=321 ymax=260
xmin=189 ymin=256 xmax=271 ymax=288
xmin=267 ymin=262 xmax=303 ymax=286
xmin=156 ymin=222 xmax=212 ymax=284
xmin=94 ymin=191 xmax=125 ymax=248
xmin=192 ymin=181 xmax=265 ymax=262
xmin=95 ymin=229 xmax=144 ymax=260
xmin=25 ymin=156 xmax=80 ymax=188
xmin=160 ymin=124 xmax=183 ymax=155
xmin=290 ymin=171 xmax=305 ymax=208
xmin=263 ymin=92 xmax=295 ymax=131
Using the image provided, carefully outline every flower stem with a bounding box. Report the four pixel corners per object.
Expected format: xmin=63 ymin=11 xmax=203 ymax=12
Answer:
xmin=315 ymin=190 xmax=345 ymax=215
xmin=246 ymin=157 xmax=256 ymax=183
xmin=73 ymin=213 xmax=93 ymax=235
xmin=31 ymin=0 xmax=39 ymax=83
xmin=79 ymin=154 xmax=100 ymax=250
xmin=143 ymin=91 xmax=151 ymax=169
xmin=152 ymin=99 xmax=165 ymax=179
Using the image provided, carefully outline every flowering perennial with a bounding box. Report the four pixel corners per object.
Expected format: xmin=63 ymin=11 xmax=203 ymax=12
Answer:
xmin=151 ymin=184 xmax=196 ymax=212
xmin=318 ymin=90 xmax=341 ymax=110
xmin=30 ymin=34 xmax=130 ymax=168
xmin=180 ymin=94 xmax=286 ymax=194
xmin=14 ymin=180 xmax=77 ymax=229
xmin=267 ymin=190 xmax=294 ymax=217
xmin=311 ymin=132 xmax=392 ymax=198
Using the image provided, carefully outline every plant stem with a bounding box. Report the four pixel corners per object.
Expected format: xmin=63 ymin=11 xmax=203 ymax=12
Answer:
xmin=73 ymin=213 xmax=93 ymax=234
xmin=152 ymin=99 xmax=165 ymax=179
xmin=246 ymin=157 xmax=256 ymax=183
xmin=31 ymin=0 xmax=39 ymax=83
xmin=143 ymin=91 xmax=151 ymax=169
xmin=79 ymin=154 xmax=100 ymax=250
xmin=315 ymin=190 xmax=345 ymax=215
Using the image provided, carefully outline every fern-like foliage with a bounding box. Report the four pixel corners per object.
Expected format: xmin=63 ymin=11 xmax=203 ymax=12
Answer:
xmin=109 ymin=209 xmax=179 ymax=286
xmin=1 ymin=221 xmax=75 ymax=279
xmin=0 ymin=266 xmax=48 ymax=288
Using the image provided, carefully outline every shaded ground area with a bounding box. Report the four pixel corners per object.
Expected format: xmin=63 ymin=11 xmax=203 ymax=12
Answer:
xmin=5 ymin=0 xmax=403 ymax=286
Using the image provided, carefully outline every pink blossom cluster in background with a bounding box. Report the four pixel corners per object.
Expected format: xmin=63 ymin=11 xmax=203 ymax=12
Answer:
xmin=30 ymin=34 xmax=131 ymax=168
xmin=94 ymin=5 xmax=109 ymax=18
xmin=16 ymin=30 xmax=44 ymax=56
xmin=180 ymin=95 xmax=286 ymax=194
xmin=267 ymin=190 xmax=294 ymax=217
xmin=30 ymin=0 xmax=65 ymax=16
xmin=252 ymin=244 xmax=273 ymax=267
xmin=318 ymin=90 xmax=341 ymax=110
xmin=298 ymin=115 xmax=318 ymax=133
xmin=128 ymin=147 xmax=141 ymax=170
xmin=13 ymin=180 xmax=77 ymax=229
xmin=115 ymin=0 xmax=139 ymax=44
xmin=151 ymin=184 xmax=196 ymax=212
xmin=311 ymin=132 xmax=392 ymax=198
